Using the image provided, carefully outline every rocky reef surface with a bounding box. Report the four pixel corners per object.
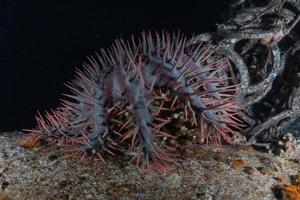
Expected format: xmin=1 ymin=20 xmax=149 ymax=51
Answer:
xmin=0 ymin=131 xmax=299 ymax=200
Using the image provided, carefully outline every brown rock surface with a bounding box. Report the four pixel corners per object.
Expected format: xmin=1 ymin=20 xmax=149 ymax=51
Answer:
xmin=0 ymin=131 xmax=299 ymax=200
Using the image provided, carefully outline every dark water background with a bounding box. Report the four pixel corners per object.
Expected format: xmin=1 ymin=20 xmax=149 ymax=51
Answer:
xmin=0 ymin=0 xmax=230 ymax=131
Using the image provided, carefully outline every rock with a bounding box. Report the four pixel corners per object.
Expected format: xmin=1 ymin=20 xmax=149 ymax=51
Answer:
xmin=243 ymin=145 xmax=255 ymax=153
xmin=231 ymin=134 xmax=247 ymax=144
xmin=275 ymin=176 xmax=290 ymax=185
xmin=213 ymin=153 xmax=227 ymax=162
xmin=196 ymin=192 xmax=213 ymax=200
xmin=251 ymin=143 xmax=270 ymax=153
xmin=270 ymin=133 xmax=300 ymax=157
xmin=1 ymin=131 xmax=299 ymax=200
xmin=292 ymin=174 xmax=300 ymax=187
xmin=257 ymin=167 xmax=273 ymax=176
xmin=244 ymin=166 xmax=257 ymax=176
xmin=164 ymin=173 xmax=182 ymax=188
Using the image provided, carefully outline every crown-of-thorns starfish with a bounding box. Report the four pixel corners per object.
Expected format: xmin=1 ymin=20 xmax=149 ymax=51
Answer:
xmin=23 ymin=31 xmax=244 ymax=173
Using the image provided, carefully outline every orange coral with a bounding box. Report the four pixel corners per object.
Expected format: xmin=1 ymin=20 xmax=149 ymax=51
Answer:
xmin=20 ymin=136 xmax=40 ymax=149
xmin=0 ymin=196 xmax=9 ymax=200
xmin=278 ymin=184 xmax=300 ymax=200
xmin=231 ymin=159 xmax=246 ymax=169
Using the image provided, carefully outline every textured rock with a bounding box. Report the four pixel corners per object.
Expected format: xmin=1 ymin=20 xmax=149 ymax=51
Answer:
xmin=0 ymin=131 xmax=300 ymax=200
xmin=270 ymin=133 xmax=300 ymax=157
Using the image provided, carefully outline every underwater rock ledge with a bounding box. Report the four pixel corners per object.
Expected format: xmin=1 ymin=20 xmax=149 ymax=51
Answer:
xmin=0 ymin=131 xmax=299 ymax=200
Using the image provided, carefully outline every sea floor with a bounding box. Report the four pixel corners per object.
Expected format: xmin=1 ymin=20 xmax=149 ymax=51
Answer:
xmin=0 ymin=131 xmax=299 ymax=200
